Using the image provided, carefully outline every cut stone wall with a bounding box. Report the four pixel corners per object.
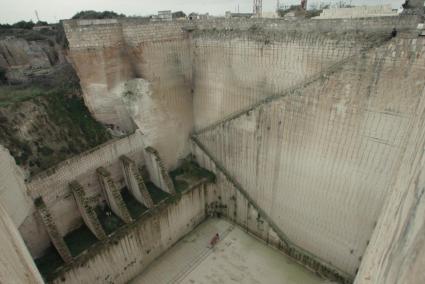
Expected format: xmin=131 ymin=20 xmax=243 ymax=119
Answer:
xmin=70 ymin=181 xmax=107 ymax=240
xmin=355 ymin=68 xmax=425 ymax=284
xmin=0 ymin=145 xmax=32 ymax=226
xmin=57 ymin=16 xmax=424 ymax=282
xmin=20 ymin=132 xmax=145 ymax=258
xmin=64 ymin=20 xmax=193 ymax=169
xmin=194 ymin=35 xmax=425 ymax=276
xmin=192 ymin=139 xmax=351 ymax=283
xmin=0 ymin=200 xmax=43 ymax=284
xmin=315 ymin=5 xmax=397 ymax=19
xmin=63 ymin=16 xmax=419 ymax=169
xmin=50 ymin=184 xmax=207 ymax=284
xmin=144 ymin=146 xmax=176 ymax=195
xmin=97 ymin=167 xmax=133 ymax=223
xmin=192 ymin=30 xmax=375 ymax=130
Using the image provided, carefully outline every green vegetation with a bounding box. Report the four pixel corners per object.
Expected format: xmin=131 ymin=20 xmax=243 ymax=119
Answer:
xmin=121 ymin=188 xmax=148 ymax=219
xmin=64 ymin=225 xmax=98 ymax=257
xmin=0 ymin=20 xmax=50 ymax=30
xmin=0 ymin=85 xmax=47 ymax=107
xmin=146 ymin=182 xmax=170 ymax=204
xmin=172 ymin=11 xmax=187 ymax=19
xmin=0 ymin=75 xmax=111 ymax=174
xmin=0 ymin=67 xmax=6 ymax=84
xmin=34 ymin=246 xmax=64 ymax=281
xmin=44 ymin=91 xmax=111 ymax=148
xmin=169 ymin=158 xmax=216 ymax=194
xmin=72 ymin=10 xmax=126 ymax=20
xmin=95 ymin=205 xmax=124 ymax=235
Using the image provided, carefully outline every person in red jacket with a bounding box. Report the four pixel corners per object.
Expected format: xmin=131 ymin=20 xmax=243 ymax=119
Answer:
xmin=209 ymin=233 xmax=220 ymax=247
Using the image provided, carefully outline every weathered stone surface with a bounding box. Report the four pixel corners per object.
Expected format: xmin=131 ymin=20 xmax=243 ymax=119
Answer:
xmin=97 ymin=167 xmax=133 ymax=224
xmin=195 ymin=34 xmax=425 ymax=276
xmin=70 ymin=181 xmax=107 ymax=240
xmin=144 ymin=146 xmax=176 ymax=195
xmin=0 ymin=36 xmax=60 ymax=84
xmin=0 ymin=200 xmax=43 ymax=284
xmin=34 ymin=197 xmax=73 ymax=263
xmin=0 ymin=145 xmax=32 ymax=226
xmin=355 ymin=66 xmax=425 ymax=284
xmin=120 ymin=155 xmax=154 ymax=208
xmin=22 ymin=132 xmax=145 ymax=258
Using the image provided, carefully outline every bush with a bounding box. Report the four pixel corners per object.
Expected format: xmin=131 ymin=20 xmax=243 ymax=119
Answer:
xmin=172 ymin=11 xmax=186 ymax=19
xmin=0 ymin=67 xmax=6 ymax=84
xmin=12 ymin=20 xmax=35 ymax=29
xmin=72 ymin=10 xmax=126 ymax=20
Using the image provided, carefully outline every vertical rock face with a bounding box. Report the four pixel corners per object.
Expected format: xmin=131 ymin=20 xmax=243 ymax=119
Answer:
xmin=0 ymin=36 xmax=60 ymax=84
xmin=64 ymin=20 xmax=193 ymax=169
xmin=0 ymin=200 xmax=43 ymax=284
xmin=191 ymin=31 xmax=374 ymax=130
xmin=63 ymin=16 xmax=423 ymax=280
xmin=0 ymin=145 xmax=32 ymax=226
xmin=196 ymin=35 xmax=425 ymax=275
xmin=355 ymin=72 xmax=425 ymax=284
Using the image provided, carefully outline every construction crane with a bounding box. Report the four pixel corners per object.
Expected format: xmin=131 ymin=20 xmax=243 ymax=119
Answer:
xmin=34 ymin=10 xmax=40 ymax=22
xmin=253 ymin=0 xmax=262 ymax=16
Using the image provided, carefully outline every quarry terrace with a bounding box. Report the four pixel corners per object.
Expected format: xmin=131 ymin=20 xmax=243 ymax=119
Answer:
xmin=0 ymin=2 xmax=425 ymax=284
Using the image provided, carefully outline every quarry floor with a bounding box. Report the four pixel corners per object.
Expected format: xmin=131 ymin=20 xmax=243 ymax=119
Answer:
xmin=130 ymin=218 xmax=328 ymax=284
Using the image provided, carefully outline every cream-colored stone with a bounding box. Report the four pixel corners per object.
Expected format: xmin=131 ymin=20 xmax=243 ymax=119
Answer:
xmin=0 ymin=199 xmax=43 ymax=284
xmin=0 ymin=145 xmax=32 ymax=226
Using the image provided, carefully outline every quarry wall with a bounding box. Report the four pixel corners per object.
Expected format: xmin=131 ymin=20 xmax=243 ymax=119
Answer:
xmin=62 ymin=15 xmax=424 ymax=282
xmin=64 ymin=16 xmax=419 ymax=169
xmin=20 ymin=132 xmax=146 ymax=257
xmin=191 ymin=16 xmax=418 ymax=131
xmin=64 ymin=20 xmax=193 ymax=169
xmin=0 ymin=145 xmax=32 ymax=227
xmin=50 ymin=183 xmax=207 ymax=284
xmin=192 ymin=30 xmax=371 ymax=130
xmin=192 ymin=140 xmax=351 ymax=282
xmin=195 ymin=34 xmax=425 ymax=276
xmin=355 ymin=70 xmax=425 ymax=284
xmin=0 ymin=200 xmax=43 ymax=284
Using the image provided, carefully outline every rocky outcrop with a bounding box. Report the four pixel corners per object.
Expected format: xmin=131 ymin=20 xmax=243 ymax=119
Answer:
xmin=0 ymin=35 xmax=62 ymax=84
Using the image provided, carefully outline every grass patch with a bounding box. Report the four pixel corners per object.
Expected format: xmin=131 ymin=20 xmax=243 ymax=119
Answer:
xmin=95 ymin=205 xmax=124 ymax=235
xmin=64 ymin=225 xmax=98 ymax=257
xmin=0 ymin=85 xmax=47 ymax=107
xmin=43 ymin=92 xmax=111 ymax=149
xmin=173 ymin=180 xmax=189 ymax=194
xmin=146 ymin=182 xmax=170 ymax=204
xmin=0 ymin=83 xmax=111 ymax=175
xmin=170 ymin=160 xmax=216 ymax=193
xmin=121 ymin=188 xmax=148 ymax=219
xmin=34 ymin=245 xmax=64 ymax=281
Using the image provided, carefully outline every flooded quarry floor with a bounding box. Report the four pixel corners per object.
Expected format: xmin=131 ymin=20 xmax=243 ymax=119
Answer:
xmin=130 ymin=219 xmax=327 ymax=284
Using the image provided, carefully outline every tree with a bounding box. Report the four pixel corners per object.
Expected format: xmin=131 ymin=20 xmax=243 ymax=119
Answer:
xmin=71 ymin=10 xmax=126 ymax=20
xmin=172 ymin=11 xmax=186 ymax=19
xmin=0 ymin=66 xmax=7 ymax=84
xmin=12 ymin=21 xmax=35 ymax=29
xmin=35 ymin=21 xmax=48 ymax=26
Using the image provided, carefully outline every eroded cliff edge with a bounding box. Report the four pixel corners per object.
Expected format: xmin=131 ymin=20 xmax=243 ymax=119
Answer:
xmin=0 ymin=26 xmax=111 ymax=176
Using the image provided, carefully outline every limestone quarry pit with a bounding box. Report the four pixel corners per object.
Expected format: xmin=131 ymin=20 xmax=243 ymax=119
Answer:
xmin=0 ymin=6 xmax=425 ymax=284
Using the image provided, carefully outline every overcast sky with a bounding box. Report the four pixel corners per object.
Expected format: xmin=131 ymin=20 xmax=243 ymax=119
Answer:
xmin=0 ymin=0 xmax=406 ymax=24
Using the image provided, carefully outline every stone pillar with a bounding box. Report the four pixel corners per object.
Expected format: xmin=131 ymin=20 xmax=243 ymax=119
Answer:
xmin=144 ymin=147 xmax=176 ymax=195
xmin=34 ymin=197 xmax=73 ymax=263
xmin=69 ymin=181 xmax=107 ymax=240
xmin=120 ymin=155 xmax=154 ymax=208
xmin=96 ymin=167 xmax=133 ymax=223
xmin=0 ymin=199 xmax=44 ymax=284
